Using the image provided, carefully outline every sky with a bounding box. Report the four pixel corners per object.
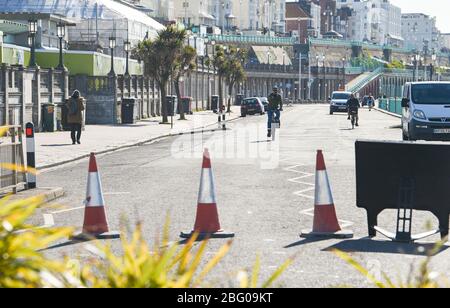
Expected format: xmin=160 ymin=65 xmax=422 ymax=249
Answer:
xmin=390 ymin=0 xmax=450 ymax=33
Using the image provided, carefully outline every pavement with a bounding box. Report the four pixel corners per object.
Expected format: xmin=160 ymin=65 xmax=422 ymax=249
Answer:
xmin=34 ymin=105 xmax=450 ymax=288
xmin=35 ymin=107 xmax=241 ymax=169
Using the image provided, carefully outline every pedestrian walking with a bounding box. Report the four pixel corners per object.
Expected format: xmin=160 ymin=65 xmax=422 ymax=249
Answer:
xmin=66 ymin=90 xmax=85 ymax=145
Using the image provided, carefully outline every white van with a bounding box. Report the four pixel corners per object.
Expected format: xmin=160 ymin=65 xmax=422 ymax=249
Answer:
xmin=402 ymin=82 xmax=450 ymax=141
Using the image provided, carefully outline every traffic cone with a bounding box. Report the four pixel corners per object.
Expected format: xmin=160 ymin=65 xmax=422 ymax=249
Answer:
xmin=301 ymin=150 xmax=353 ymax=239
xmin=180 ymin=149 xmax=234 ymax=240
xmin=72 ymin=153 xmax=120 ymax=241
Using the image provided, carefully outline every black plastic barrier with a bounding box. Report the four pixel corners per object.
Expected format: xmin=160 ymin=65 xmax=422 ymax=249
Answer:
xmin=356 ymin=140 xmax=450 ymax=241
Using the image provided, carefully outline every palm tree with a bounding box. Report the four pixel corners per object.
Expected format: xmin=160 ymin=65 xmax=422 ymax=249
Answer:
xmin=210 ymin=46 xmax=247 ymax=113
xmin=173 ymin=45 xmax=197 ymax=120
xmin=136 ymin=26 xmax=187 ymax=124
xmin=224 ymin=48 xmax=247 ymax=113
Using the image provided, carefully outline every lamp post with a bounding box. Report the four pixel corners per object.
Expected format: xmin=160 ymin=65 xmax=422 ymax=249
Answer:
xmin=124 ymin=39 xmax=131 ymax=77
xmin=108 ymin=35 xmax=116 ymax=76
xmin=341 ymin=57 xmax=346 ymax=90
xmin=28 ymin=19 xmax=38 ymax=67
xmin=56 ymin=21 xmax=66 ymax=70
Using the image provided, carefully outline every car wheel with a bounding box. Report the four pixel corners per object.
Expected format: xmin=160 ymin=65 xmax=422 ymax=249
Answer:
xmin=330 ymin=110 xmax=333 ymax=115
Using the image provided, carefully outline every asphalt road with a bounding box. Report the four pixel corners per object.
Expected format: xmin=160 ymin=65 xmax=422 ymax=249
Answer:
xmin=37 ymin=105 xmax=450 ymax=288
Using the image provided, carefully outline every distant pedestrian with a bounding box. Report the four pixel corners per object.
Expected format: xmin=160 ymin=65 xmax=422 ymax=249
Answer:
xmin=66 ymin=90 xmax=85 ymax=145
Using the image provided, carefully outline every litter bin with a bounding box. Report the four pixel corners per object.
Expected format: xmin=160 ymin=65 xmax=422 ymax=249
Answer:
xmin=42 ymin=103 xmax=56 ymax=132
xmin=121 ymin=98 xmax=137 ymax=124
xmin=235 ymin=94 xmax=244 ymax=106
xmin=165 ymin=96 xmax=178 ymax=117
xmin=178 ymin=97 xmax=193 ymax=115
xmin=211 ymin=95 xmax=219 ymax=113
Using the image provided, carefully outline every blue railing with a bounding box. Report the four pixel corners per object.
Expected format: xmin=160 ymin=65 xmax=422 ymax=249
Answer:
xmin=207 ymin=35 xmax=296 ymax=46
xmin=379 ymin=98 xmax=402 ymax=115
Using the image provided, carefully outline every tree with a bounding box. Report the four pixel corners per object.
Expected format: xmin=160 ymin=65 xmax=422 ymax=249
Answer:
xmin=136 ymin=26 xmax=187 ymax=124
xmin=173 ymin=45 xmax=197 ymax=120
xmin=224 ymin=48 xmax=247 ymax=113
xmin=210 ymin=46 xmax=247 ymax=113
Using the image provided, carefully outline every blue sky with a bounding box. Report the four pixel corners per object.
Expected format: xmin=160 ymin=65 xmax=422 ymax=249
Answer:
xmin=390 ymin=0 xmax=450 ymax=32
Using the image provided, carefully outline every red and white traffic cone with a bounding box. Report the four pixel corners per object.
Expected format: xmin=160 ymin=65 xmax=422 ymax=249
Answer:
xmin=301 ymin=150 xmax=353 ymax=239
xmin=72 ymin=153 xmax=120 ymax=241
xmin=180 ymin=149 xmax=234 ymax=240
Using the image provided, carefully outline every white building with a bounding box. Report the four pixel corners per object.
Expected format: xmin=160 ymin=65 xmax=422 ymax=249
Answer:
xmin=336 ymin=0 xmax=403 ymax=46
xmin=173 ymin=0 xmax=215 ymax=26
xmin=402 ymin=13 xmax=440 ymax=52
xmin=139 ymin=0 xmax=175 ymax=22
xmin=172 ymin=0 xmax=285 ymax=34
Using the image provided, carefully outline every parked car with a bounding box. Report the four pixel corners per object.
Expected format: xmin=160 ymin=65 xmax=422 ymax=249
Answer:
xmin=241 ymin=97 xmax=265 ymax=117
xmin=402 ymin=82 xmax=450 ymax=141
xmin=260 ymin=97 xmax=269 ymax=111
xmin=329 ymin=91 xmax=352 ymax=114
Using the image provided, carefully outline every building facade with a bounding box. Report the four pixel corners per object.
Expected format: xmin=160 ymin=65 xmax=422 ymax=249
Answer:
xmin=402 ymin=13 xmax=440 ymax=53
xmin=336 ymin=0 xmax=402 ymax=46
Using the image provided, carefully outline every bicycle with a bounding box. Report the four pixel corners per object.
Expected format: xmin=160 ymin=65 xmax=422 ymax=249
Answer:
xmin=349 ymin=109 xmax=358 ymax=129
xmin=268 ymin=110 xmax=281 ymax=141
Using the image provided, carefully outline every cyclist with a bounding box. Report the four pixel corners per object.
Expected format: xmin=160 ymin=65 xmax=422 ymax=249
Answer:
xmin=368 ymin=93 xmax=375 ymax=111
xmin=267 ymin=86 xmax=283 ymax=138
xmin=346 ymin=93 xmax=360 ymax=127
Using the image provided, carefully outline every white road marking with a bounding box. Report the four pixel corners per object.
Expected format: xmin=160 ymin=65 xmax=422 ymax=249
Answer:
xmin=284 ymin=157 xmax=354 ymax=228
xmin=51 ymin=206 xmax=85 ymax=215
xmin=104 ymin=192 xmax=131 ymax=196
xmin=43 ymin=214 xmax=55 ymax=227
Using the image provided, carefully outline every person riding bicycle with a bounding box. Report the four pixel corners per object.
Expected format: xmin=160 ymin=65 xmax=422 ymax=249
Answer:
xmin=346 ymin=93 xmax=360 ymax=127
xmin=267 ymin=86 xmax=283 ymax=138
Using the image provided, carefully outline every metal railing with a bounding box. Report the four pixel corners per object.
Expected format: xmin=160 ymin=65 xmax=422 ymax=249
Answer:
xmin=0 ymin=125 xmax=27 ymax=194
xmin=207 ymin=35 xmax=296 ymax=46
xmin=346 ymin=67 xmax=383 ymax=93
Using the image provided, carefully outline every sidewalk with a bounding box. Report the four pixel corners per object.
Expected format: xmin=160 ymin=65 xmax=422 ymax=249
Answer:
xmin=36 ymin=107 xmax=241 ymax=169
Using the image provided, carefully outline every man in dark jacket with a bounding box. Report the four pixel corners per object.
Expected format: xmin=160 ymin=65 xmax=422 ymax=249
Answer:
xmin=346 ymin=93 xmax=360 ymax=126
xmin=267 ymin=87 xmax=283 ymax=137
xmin=66 ymin=90 xmax=85 ymax=145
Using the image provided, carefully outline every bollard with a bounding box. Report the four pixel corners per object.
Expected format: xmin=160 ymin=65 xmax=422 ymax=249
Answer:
xmin=25 ymin=122 xmax=36 ymax=189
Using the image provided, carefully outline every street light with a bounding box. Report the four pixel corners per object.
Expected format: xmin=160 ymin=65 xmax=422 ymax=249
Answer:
xmin=342 ymin=57 xmax=346 ymax=90
xmin=56 ymin=21 xmax=66 ymax=70
xmin=28 ymin=19 xmax=38 ymax=67
xmin=124 ymin=40 xmax=131 ymax=77
xmin=108 ymin=35 xmax=116 ymax=76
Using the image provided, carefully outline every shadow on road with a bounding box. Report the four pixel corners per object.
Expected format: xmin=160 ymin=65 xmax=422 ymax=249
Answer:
xmin=283 ymin=237 xmax=330 ymax=248
xmin=41 ymin=144 xmax=75 ymax=147
xmin=323 ymin=238 xmax=449 ymax=256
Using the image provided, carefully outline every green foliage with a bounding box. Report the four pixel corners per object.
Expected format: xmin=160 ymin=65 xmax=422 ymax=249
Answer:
xmin=135 ymin=26 xmax=187 ymax=123
xmin=0 ymin=196 xmax=73 ymax=288
xmin=77 ymin=225 xmax=233 ymax=288
xmin=386 ymin=60 xmax=405 ymax=69
xmin=237 ymin=255 xmax=293 ymax=288
xmin=210 ymin=46 xmax=248 ymax=110
xmin=350 ymin=54 xmax=382 ymax=71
